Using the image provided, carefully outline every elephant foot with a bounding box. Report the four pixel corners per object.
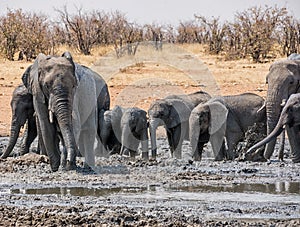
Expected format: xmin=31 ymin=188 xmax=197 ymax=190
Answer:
xmin=151 ymin=149 xmax=157 ymax=159
xmin=66 ymin=160 xmax=77 ymax=171
xmin=141 ymin=152 xmax=149 ymax=160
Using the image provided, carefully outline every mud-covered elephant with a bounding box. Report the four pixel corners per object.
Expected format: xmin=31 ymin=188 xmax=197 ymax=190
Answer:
xmin=189 ymin=93 xmax=266 ymax=161
xmin=148 ymin=91 xmax=211 ymax=159
xmin=1 ymin=85 xmax=43 ymax=158
xmin=247 ymin=93 xmax=300 ymax=162
xmin=263 ymin=59 xmax=300 ymax=161
xmin=100 ymin=105 xmax=148 ymax=159
xmin=99 ymin=105 xmax=123 ymax=155
xmin=22 ymin=52 xmax=110 ymax=171
xmin=120 ymin=107 xmax=148 ymax=159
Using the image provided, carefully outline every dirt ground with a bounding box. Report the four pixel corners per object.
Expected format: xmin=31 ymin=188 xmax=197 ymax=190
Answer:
xmin=0 ymin=44 xmax=299 ymax=226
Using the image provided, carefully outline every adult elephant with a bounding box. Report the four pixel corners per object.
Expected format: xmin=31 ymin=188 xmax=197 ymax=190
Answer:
xmin=1 ymin=85 xmax=44 ymax=158
xmin=22 ymin=52 xmax=110 ymax=171
xmin=148 ymin=91 xmax=211 ymax=159
xmin=189 ymin=93 xmax=266 ymax=161
xmin=100 ymin=105 xmax=148 ymax=159
xmin=247 ymin=93 xmax=300 ymax=162
xmin=263 ymin=59 xmax=300 ymax=161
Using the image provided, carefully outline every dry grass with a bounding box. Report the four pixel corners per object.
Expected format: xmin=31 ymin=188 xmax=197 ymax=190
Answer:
xmin=0 ymin=44 xmax=285 ymax=136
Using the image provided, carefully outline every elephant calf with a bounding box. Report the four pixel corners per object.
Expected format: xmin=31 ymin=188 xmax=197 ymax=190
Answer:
xmin=100 ymin=105 xmax=149 ymax=159
xmin=148 ymin=91 xmax=211 ymax=159
xmin=1 ymin=84 xmax=42 ymax=158
xmin=189 ymin=93 xmax=266 ymax=161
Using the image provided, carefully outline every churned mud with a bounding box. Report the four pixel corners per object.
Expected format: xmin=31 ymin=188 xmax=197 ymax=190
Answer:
xmin=0 ymin=136 xmax=299 ymax=226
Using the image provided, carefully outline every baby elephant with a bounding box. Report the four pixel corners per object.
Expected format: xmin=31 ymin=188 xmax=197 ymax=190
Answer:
xmin=247 ymin=93 xmax=300 ymax=162
xmin=100 ymin=105 xmax=149 ymax=159
xmin=189 ymin=93 xmax=266 ymax=161
xmin=1 ymin=85 xmax=42 ymax=158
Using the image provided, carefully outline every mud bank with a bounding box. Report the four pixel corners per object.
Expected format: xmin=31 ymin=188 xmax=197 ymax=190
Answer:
xmin=0 ymin=137 xmax=300 ymax=226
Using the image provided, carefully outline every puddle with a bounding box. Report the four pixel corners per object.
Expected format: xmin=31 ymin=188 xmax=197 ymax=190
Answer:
xmin=3 ymin=182 xmax=300 ymax=198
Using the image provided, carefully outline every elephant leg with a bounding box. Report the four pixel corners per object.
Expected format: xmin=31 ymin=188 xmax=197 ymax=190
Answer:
xmin=168 ymin=125 xmax=184 ymax=159
xmin=20 ymin=117 xmax=37 ymax=155
xmin=226 ymin=132 xmax=242 ymax=160
xmin=80 ymin=112 xmax=97 ymax=168
xmin=193 ymin=141 xmax=205 ymax=161
xmin=286 ymin=125 xmax=300 ymax=163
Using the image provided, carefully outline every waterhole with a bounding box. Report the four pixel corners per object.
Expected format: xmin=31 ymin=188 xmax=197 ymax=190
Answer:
xmin=4 ymin=181 xmax=300 ymax=198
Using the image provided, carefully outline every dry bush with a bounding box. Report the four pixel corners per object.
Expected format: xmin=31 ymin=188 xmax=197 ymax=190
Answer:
xmin=0 ymin=9 xmax=53 ymax=61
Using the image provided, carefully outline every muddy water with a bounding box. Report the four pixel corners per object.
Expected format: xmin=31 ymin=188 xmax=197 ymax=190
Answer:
xmin=1 ymin=137 xmax=300 ymax=225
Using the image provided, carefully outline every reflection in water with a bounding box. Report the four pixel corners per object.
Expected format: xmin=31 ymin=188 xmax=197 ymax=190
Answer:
xmin=8 ymin=182 xmax=300 ymax=197
xmin=173 ymin=182 xmax=300 ymax=195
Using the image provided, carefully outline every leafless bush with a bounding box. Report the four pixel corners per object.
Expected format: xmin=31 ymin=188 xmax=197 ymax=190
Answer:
xmin=225 ymin=6 xmax=288 ymax=62
xmin=278 ymin=15 xmax=300 ymax=56
xmin=177 ymin=20 xmax=206 ymax=44
xmin=0 ymin=9 xmax=53 ymax=61
xmin=110 ymin=11 xmax=143 ymax=57
xmin=194 ymin=16 xmax=227 ymax=54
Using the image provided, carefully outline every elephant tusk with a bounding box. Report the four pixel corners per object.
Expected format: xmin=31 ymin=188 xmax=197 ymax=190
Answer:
xmin=281 ymin=99 xmax=286 ymax=107
xmin=49 ymin=110 xmax=54 ymax=123
xmin=257 ymin=102 xmax=266 ymax=113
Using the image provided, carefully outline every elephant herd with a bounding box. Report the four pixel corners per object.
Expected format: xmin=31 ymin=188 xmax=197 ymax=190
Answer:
xmin=1 ymin=52 xmax=300 ymax=172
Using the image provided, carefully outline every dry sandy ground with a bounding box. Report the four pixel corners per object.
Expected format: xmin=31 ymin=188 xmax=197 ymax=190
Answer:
xmin=0 ymin=44 xmax=273 ymax=136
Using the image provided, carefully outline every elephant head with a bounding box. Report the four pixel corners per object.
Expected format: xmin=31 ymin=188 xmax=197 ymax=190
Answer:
xmin=189 ymin=101 xmax=228 ymax=161
xmin=148 ymin=98 xmax=192 ymax=158
xmin=264 ymin=60 xmax=300 ymax=160
xmin=247 ymin=93 xmax=300 ymax=162
xmin=22 ymin=52 xmax=78 ymax=171
xmin=1 ymin=84 xmax=36 ymax=158
xmin=121 ymin=107 xmax=148 ymax=159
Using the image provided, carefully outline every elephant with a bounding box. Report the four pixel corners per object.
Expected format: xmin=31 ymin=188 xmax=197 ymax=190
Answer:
xmin=1 ymin=84 xmax=43 ymax=158
xmin=99 ymin=105 xmax=123 ymax=155
xmin=263 ymin=59 xmax=300 ymax=162
xmin=148 ymin=91 xmax=211 ymax=159
xmin=189 ymin=93 xmax=266 ymax=161
xmin=100 ymin=105 xmax=148 ymax=159
xmin=247 ymin=93 xmax=300 ymax=162
xmin=120 ymin=107 xmax=148 ymax=159
xmin=22 ymin=52 xmax=110 ymax=171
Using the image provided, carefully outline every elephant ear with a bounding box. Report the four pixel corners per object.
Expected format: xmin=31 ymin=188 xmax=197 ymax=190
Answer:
xmin=22 ymin=53 xmax=47 ymax=96
xmin=208 ymin=102 xmax=228 ymax=158
xmin=167 ymin=99 xmax=193 ymax=128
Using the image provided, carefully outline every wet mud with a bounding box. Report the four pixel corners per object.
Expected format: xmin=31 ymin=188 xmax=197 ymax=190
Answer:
xmin=0 ymin=136 xmax=300 ymax=226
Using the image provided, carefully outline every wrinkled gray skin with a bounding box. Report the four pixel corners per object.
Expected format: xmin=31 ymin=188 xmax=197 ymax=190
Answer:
xmin=100 ymin=106 xmax=148 ymax=159
xmin=148 ymin=91 xmax=211 ymax=159
xmin=1 ymin=85 xmax=42 ymax=158
xmin=263 ymin=59 xmax=300 ymax=161
xmin=120 ymin=107 xmax=149 ymax=159
xmin=247 ymin=93 xmax=300 ymax=162
xmin=189 ymin=93 xmax=266 ymax=161
xmin=99 ymin=106 xmax=123 ymax=155
xmin=22 ymin=52 xmax=110 ymax=171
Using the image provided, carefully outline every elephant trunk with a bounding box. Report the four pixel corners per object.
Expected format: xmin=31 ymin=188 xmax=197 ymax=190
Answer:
xmin=149 ymin=118 xmax=162 ymax=159
xmin=1 ymin=120 xmax=21 ymax=158
xmin=189 ymin=114 xmax=201 ymax=161
xmin=247 ymin=112 xmax=284 ymax=155
xmin=52 ymin=94 xmax=78 ymax=169
xmin=141 ymin=130 xmax=149 ymax=160
xmin=264 ymin=89 xmax=287 ymax=160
